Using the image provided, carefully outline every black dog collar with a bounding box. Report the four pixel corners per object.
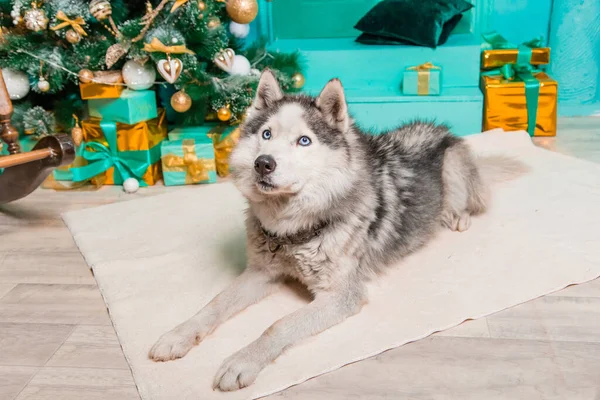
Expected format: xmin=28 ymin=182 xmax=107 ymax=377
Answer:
xmin=261 ymin=222 xmax=327 ymax=253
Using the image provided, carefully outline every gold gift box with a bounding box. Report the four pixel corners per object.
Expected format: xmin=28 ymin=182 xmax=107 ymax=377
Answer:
xmin=481 ymin=72 xmax=557 ymax=137
xmin=81 ymin=109 xmax=168 ymax=185
xmin=481 ymin=48 xmax=551 ymax=69
xmin=79 ymin=82 xmax=124 ymax=100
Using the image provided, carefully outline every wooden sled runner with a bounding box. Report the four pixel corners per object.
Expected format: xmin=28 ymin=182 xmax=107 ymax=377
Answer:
xmin=0 ymin=69 xmax=75 ymax=204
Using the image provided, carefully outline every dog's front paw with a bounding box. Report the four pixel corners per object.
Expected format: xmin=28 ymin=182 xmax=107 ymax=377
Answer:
xmin=213 ymin=349 xmax=264 ymax=391
xmin=149 ymin=328 xmax=196 ymax=362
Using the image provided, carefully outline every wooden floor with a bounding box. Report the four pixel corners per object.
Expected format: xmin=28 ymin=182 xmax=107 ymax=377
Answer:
xmin=1 ymin=118 xmax=599 ymax=400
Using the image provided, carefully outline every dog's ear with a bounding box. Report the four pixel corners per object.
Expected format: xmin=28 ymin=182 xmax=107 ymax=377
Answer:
xmin=316 ymin=78 xmax=349 ymax=132
xmin=253 ymin=69 xmax=283 ymax=110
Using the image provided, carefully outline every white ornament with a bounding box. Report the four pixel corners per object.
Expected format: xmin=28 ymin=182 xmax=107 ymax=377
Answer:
xmin=123 ymin=178 xmax=140 ymax=193
xmin=171 ymin=37 xmax=178 ymax=44
xmin=229 ymin=22 xmax=250 ymax=38
xmin=157 ymin=57 xmax=182 ymax=84
xmin=37 ymin=77 xmax=50 ymax=92
xmin=2 ymin=69 xmax=30 ymax=100
xmin=230 ymin=55 xmax=251 ymax=76
xmin=122 ymin=60 xmax=156 ymax=90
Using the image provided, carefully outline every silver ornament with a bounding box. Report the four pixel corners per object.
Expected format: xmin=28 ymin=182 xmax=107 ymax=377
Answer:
xmin=37 ymin=77 xmax=50 ymax=92
xmin=23 ymin=8 xmax=48 ymax=32
xmin=2 ymin=69 xmax=30 ymax=100
xmin=122 ymin=60 xmax=156 ymax=90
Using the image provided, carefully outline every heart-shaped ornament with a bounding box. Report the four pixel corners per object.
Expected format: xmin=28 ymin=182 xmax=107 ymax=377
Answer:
xmin=157 ymin=57 xmax=183 ymax=84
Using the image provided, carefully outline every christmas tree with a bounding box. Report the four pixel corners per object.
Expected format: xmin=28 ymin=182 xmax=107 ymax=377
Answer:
xmin=0 ymin=0 xmax=303 ymax=138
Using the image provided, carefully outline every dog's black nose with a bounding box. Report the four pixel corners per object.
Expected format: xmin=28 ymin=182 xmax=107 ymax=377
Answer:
xmin=254 ymin=155 xmax=276 ymax=176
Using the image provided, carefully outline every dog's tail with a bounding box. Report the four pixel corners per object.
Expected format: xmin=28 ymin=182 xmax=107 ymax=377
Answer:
xmin=475 ymin=155 xmax=529 ymax=184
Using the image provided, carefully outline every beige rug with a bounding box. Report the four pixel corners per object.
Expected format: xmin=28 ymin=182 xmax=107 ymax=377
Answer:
xmin=63 ymin=129 xmax=600 ymax=400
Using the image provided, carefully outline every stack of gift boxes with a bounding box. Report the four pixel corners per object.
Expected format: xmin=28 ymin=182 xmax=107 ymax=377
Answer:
xmin=54 ymin=73 xmax=239 ymax=187
xmin=479 ymin=32 xmax=558 ymax=137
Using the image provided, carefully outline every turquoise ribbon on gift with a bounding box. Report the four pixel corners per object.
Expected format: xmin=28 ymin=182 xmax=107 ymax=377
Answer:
xmin=71 ymin=121 xmax=158 ymax=185
xmin=481 ymin=31 xmax=545 ymax=137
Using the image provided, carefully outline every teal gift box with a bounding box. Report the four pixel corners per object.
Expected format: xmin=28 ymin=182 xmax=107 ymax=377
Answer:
xmin=161 ymin=136 xmax=217 ymax=186
xmin=88 ymin=89 xmax=158 ymax=125
xmin=403 ymin=62 xmax=442 ymax=96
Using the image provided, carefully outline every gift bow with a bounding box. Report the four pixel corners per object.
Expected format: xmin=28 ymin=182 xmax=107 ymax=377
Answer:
xmin=50 ymin=11 xmax=87 ymax=36
xmin=407 ymin=62 xmax=441 ymax=71
xmin=162 ymin=139 xmax=216 ymax=183
xmin=71 ymin=122 xmax=150 ymax=185
xmin=143 ymin=38 xmax=195 ymax=54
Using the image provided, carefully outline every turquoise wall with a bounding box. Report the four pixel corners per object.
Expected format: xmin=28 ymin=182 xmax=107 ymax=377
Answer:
xmin=485 ymin=0 xmax=552 ymax=44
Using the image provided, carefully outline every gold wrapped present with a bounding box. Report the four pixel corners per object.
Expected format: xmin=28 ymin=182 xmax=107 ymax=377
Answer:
xmin=481 ymin=72 xmax=557 ymax=137
xmin=481 ymin=31 xmax=550 ymax=69
xmin=211 ymin=127 xmax=240 ymax=177
xmin=74 ymin=109 xmax=168 ymax=185
xmin=79 ymin=71 xmax=125 ymax=100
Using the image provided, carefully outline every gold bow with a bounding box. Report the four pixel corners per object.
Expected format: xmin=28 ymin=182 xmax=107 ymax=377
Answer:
xmin=162 ymin=139 xmax=216 ymax=184
xmin=211 ymin=128 xmax=240 ymax=177
xmin=408 ymin=62 xmax=441 ymax=71
xmin=143 ymin=37 xmax=195 ymax=54
xmin=50 ymin=11 xmax=87 ymax=36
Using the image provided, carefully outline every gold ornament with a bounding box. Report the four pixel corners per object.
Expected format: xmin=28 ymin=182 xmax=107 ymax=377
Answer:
xmin=78 ymin=69 xmax=94 ymax=83
xmin=226 ymin=0 xmax=258 ymax=24
xmin=71 ymin=115 xmax=83 ymax=147
xmin=207 ymin=16 xmax=221 ymax=29
xmin=50 ymin=11 xmax=88 ymax=36
xmin=89 ymin=0 xmax=112 ymax=21
xmin=217 ymin=105 xmax=232 ymax=121
xmin=142 ymin=37 xmax=195 ymax=54
xmin=105 ymin=42 xmax=129 ymax=68
xmin=291 ymin=72 xmax=305 ymax=89
xmin=213 ymin=48 xmax=235 ymax=72
xmin=65 ymin=29 xmax=81 ymax=44
xmin=198 ymin=1 xmax=206 ymax=11
xmin=37 ymin=77 xmax=50 ymax=92
xmin=171 ymin=90 xmax=192 ymax=113
xmin=157 ymin=56 xmax=183 ymax=84
xmin=24 ymin=7 xmax=49 ymax=31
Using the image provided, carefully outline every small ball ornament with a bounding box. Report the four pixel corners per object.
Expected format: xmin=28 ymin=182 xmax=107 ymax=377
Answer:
xmin=198 ymin=1 xmax=206 ymax=11
xmin=78 ymin=69 xmax=94 ymax=83
xmin=171 ymin=90 xmax=192 ymax=113
xmin=230 ymin=55 xmax=251 ymax=76
xmin=226 ymin=0 xmax=258 ymax=24
xmin=229 ymin=22 xmax=250 ymax=38
xmin=207 ymin=16 xmax=221 ymax=29
xmin=66 ymin=29 xmax=81 ymax=44
xmin=217 ymin=105 xmax=232 ymax=121
xmin=123 ymin=177 xmax=140 ymax=194
xmin=291 ymin=72 xmax=305 ymax=89
xmin=122 ymin=60 xmax=156 ymax=90
xmin=37 ymin=77 xmax=50 ymax=92
xmin=2 ymin=69 xmax=30 ymax=100
xmin=89 ymin=0 xmax=112 ymax=21
xmin=23 ymin=8 xmax=48 ymax=31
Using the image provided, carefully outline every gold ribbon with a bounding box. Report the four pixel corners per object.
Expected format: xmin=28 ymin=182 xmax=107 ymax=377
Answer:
xmin=211 ymin=128 xmax=240 ymax=177
xmin=143 ymin=37 xmax=195 ymax=55
xmin=162 ymin=139 xmax=216 ymax=184
xmin=50 ymin=11 xmax=87 ymax=36
xmin=408 ymin=62 xmax=441 ymax=95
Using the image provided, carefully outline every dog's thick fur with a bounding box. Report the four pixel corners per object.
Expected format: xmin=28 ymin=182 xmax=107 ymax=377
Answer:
xmin=149 ymin=71 xmax=527 ymax=391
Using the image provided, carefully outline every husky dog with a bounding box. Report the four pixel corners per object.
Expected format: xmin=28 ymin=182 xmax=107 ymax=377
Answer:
xmin=149 ymin=70 xmax=526 ymax=391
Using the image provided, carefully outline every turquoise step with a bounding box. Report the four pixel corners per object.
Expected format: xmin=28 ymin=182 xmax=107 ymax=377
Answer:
xmin=270 ymin=34 xmax=482 ymax=91
xmin=343 ymin=87 xmax=483 ymax=137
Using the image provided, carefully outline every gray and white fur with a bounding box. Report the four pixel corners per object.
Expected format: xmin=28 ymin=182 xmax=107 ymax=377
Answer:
xmin=149 ymin=70 xmax=527 ymax=391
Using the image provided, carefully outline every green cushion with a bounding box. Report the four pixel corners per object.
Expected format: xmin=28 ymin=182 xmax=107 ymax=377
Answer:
xmin=354 ymin=0 xmax=473 ymax=48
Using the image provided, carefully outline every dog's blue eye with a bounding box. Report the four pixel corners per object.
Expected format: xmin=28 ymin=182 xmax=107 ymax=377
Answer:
xmin=298 ymin=136 xmax=311 ymax=146
xmin=262 ymin=130 xmax=271 ymax=140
